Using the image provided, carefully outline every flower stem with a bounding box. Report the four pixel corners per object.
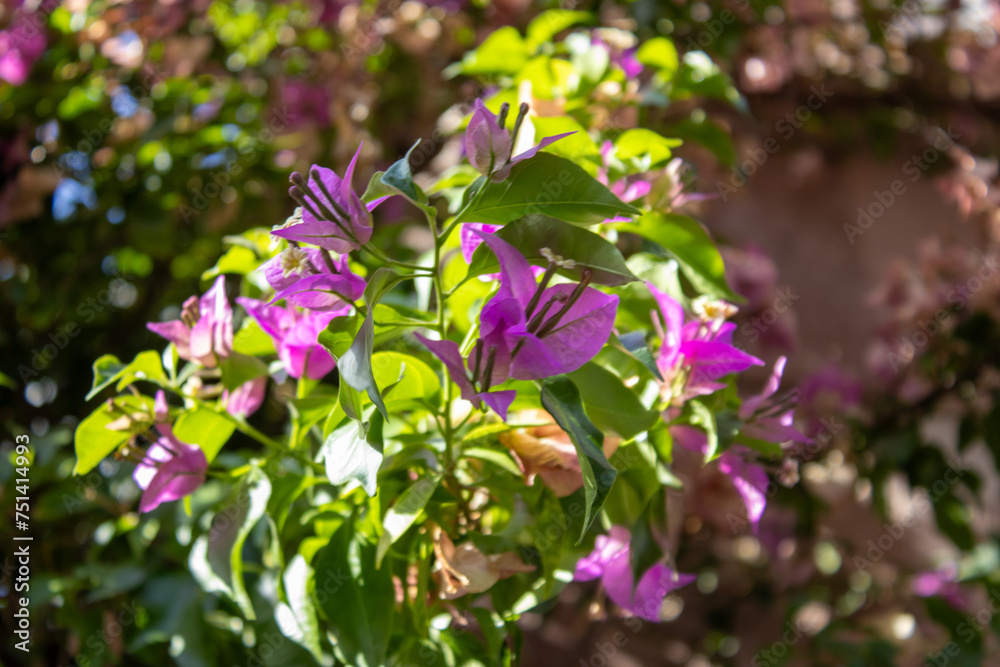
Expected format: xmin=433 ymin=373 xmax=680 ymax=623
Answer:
xmin=426 ymin=205 xmax=456 ymax=465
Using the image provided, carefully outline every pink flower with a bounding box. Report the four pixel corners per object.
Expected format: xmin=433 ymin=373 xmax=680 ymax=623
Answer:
xmin=0 ymin=6 xmax=47 ymax=86
xmin=147 ymin=276 xmax=233 ymax=368
xmin=416 ymin=231 xmax=618 ymax=418
xmin=133 ymin=392 xmax=208 ymax=513
xmin=237 ymin=298 xmax=342 ymax=380
xmin=261 ymin=245 xmax=366 ymax=312
xmin=739 ymin=357 xmax=811 ymax=446
xmin=460 ymin=223 xmax=503 ymax=264
xmin=592 ymin=33 xmax=643 ymax=79
xmin=912 ymin=565 xmax=967 ymax=610
xmin=274 ymin=143 xmax=389 ymax=252
xmin=673 ymin=425 xmax=770 ymax=532
xmin=459 ymin=222 xmax=543 ymax=282
xmin=222 ymin=376 xmax=267 ymax=418
xmin=598 ymin=142 xmax=651 ymax=201
xmin=648 ymin=283 xmax=763 ymax=399
xmin=465 ymin=99 xmax=573 ymax=182
xmin=574 ymin=526 xmax=695 ymax=621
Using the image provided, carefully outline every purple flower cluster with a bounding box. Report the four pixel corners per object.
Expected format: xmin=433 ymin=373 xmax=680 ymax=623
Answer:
xmin=418 ymin=230 xmax=618 ymax=420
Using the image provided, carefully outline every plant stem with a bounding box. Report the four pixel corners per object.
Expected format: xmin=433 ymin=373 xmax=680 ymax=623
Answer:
xmin=429 ymin=215 xmax=447 ymax=336
xmin=443 ymin=379 xmax=454 ymax=467
xmin=362 ymin=244 xmax=432 ymax=272
xmin=289 ymin=375 xmax=308 ymax=450
xmin=425 ymin=206 xmax=456 ymax=466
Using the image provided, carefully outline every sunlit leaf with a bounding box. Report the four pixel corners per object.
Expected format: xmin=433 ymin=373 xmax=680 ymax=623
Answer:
xmin=466 ymin=154 xmax=639 ymax=226
xmin=616 ymin=213 xmax=738 ymax=301
xmin=376 ymin=472 xmax=441 ymax=567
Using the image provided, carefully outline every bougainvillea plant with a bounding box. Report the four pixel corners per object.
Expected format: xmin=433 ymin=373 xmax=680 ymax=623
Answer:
xmin=74 ymin=16 xmax=808 ymax=667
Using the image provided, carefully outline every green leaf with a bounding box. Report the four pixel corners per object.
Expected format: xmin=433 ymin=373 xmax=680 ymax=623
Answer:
xmin=452 ymin=27 xmax=529 ymax=76
xmin=115 ymin=350 xmax=166 ymax=392
xmin=321 ymin=420 xmax=382 ymax=497
xmin=87 ymin=351 xmax=165 ymax=400
xmin=463 ymin=447 xmax=523 ymax=477
xmin=630 ymin=488 xmax=667 ymax=587
xmin=616 ymin=332 xmax=664 ymax=381
xmin=637 ymin=430 xmax=682 ymax=488
xmin=469 ymin=608 xmax=505 ymax=661
xmin=605 ymin=445 xmax=662 ymax=527
xmin=617 ymin=213 xmax=738 ymax=300
xmin=668 ymin=117 xmax=735 ymax=166
xmin=338 ymin=269 xmax=401 ymax=420
xmin=647 ymin=423 xmax=675 ymax=464
xmin=567 ymin=363 xmax=658 ymax=439
xmin=526 ymin=10 xmax=590 ymax=48
xmin=268 ymin=473 xmax=320 ymax=534
xmin=376 ymin=473 xmax=441 ymax=567
xmin=380 ymin=140 xmax=433 ymax=209
xmin=87 ymin=355 xmax=126 ymax=399
xmin=202 ymin=245 xmax=259 ymax=280
xmin=218 ymin=352 xmax=269 ymax=392
xmin=465 ymin=215 xmax=637 ymax=287
xmin=540 ymin=376 xmax=617 ymax=543
xmin=674 ymin=51 xmax=745 ymax=110
xmin=173 ymin=406 xmax=236 ymax=462
xmin=275 ymin=554 xmax=324 ymax=662
xmin=318 ymin=311 xmax=360 ymax=360
xmin=462 ymin=423 xmax=514 ymax=443
xmin=233 ymin=318 xmax=276 ymax=356
xmin=361 ymin=170 xmax=394 ymax=204
xmin=195 ymin=467 xmax=271 ymax=620
xmin=687 ymin=400 xmax=719 ymax=462
xmin=530 ymin=116 xmax=599 ymax=166
xmin=372 ymin=303 xmax=435 ymax=328
xmin=74 ymin=402 xmax=133 ymax=475
xmin=466 ymin=154 xmax=639 ymax=226
xmin=515 ymin=56 xmax=575 ymax=100
xmin=371 ymin=351 xmax=440 ymax=405
xmin=636 ymin=37 xmax=679 ymax=78
xmin=288 ymin=394 xmax=338 ymax=433
xmin=314 ymin=521 xmax=394 ymax=667
xmin=614 ymin=129 xmax=682 ymax=168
